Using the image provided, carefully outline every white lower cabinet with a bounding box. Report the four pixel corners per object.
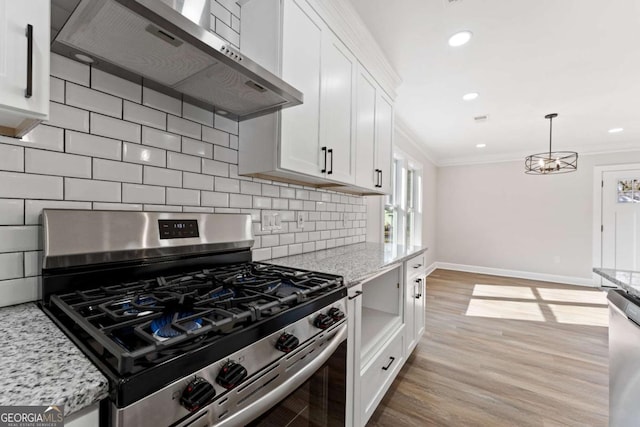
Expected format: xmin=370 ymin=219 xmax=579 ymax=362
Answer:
xmin=347 ymin=254 xmax=427 ymax=426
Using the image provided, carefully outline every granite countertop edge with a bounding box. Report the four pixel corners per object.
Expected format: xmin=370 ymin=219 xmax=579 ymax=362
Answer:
xmin=0 ymin=302 xmax=109 ymax=417
xmin=269 ymin=242 xmax=429 ymax=287
xmin=593 ymin=267 xmax=640 ymax=297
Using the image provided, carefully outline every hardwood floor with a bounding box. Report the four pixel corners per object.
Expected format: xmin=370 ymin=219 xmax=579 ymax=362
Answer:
xmin=367 ymin=269 xmax=609 ymax=427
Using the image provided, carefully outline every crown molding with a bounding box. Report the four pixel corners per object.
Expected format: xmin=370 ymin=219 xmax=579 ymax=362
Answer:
xmin=306 ymin=0 xmax=402 ymax=99
xmin=394 ymin=117 xmax=440 ymax=166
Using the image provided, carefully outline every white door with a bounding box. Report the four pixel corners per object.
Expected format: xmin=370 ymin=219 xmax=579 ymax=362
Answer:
xmin=279 ymin=0 xmax=323 ymax=177
xmin=319 ymin=31 xmax=356 ymax=184
xmin=375 ymin=92 xmax=393 ymax=194
xmin=602 ymin=169 xmax=640 ymax=270
xmin=0 ymin=0 xmax=50 ymax=133
xmin=354 ymin=65 xmax=377 ymax=190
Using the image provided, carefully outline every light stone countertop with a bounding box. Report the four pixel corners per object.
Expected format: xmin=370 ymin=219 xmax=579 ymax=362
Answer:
xmin=594 ymin=267 xmax=640 ymax=298
xmin=269 ymin=242 xmax=429 ymax=286
xmin=0 ymin=303 xmax=109 ymax=416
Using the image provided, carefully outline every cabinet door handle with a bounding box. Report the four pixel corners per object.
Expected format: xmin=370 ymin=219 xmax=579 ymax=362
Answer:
xmin=328 ymin=148 xmax=333 ymax=174
xmin=413 ymin=263 xmax=422 ymax=269
xmin=379 ymin=169 xmax=383 ymax=188
xmin=321 ymin=147 xmax=327 ymax=173
xmin=348 ymin=290 xmax=363 ymax=300
xmin=25 ymin=24 xmax=33 ymax=98
xmin=382 ymin=356 xmax=395 ymax=371
xmin=374 ymin=169 xmax=380 ymax=187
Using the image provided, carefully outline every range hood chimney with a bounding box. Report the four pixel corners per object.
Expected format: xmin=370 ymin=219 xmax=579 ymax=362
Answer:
xmin=51 ymin=0 xmax=303 ymax=120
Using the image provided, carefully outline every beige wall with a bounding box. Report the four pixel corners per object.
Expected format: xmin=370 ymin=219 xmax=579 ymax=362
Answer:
xmin=436 ymin=151 xmax=640 ymax=282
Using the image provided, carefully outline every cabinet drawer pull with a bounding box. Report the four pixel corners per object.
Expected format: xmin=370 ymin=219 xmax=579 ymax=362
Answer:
xmin=25 ymin=24 xmax=33 ymax=98
xmin=321 ymin=147 xmax=327 ymax=173
xmin=348 ymin=290 xmax=363 ymax=300
xmin=379 ymin=169 xmax=383 ymax=188
xmin=328 ymin=148 xmax=333 ymax=175
xmin=413 ymin=263 xmax=422 ymax=269
xmin=381 ymin=356 xmax=395 ymax=371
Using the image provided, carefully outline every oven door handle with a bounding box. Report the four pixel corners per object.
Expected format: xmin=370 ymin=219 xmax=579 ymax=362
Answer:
xmin=211 ymin=323 xmax=348 ymax=427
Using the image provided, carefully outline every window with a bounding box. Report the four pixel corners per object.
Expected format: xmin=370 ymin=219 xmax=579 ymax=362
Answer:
xmin=385 ymin=152 xmax=422 ymax=246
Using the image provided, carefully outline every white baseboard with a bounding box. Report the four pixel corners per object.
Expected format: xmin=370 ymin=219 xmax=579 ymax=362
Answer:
xmin=425 ymin=262 xmax=437 ymax=277
xmin=433 ymin=262 xmax=598 ymax=287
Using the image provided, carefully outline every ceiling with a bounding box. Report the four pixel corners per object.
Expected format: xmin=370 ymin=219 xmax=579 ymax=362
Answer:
xmin=347 ymin=0 xmax=640 ymax=165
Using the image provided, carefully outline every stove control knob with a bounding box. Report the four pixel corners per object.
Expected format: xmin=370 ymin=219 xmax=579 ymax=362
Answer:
xmin=276 ymin=333 xmax=300 ymax=353
xmin=313 ymin=313 xmax=335 ymax=330
xmin=180 ymin=377 xmax=216 ymax=412
xmin=216 ymin=361 xmax=248 ymax=390
xmin=327 ymin=307 xmax=345 ymax=322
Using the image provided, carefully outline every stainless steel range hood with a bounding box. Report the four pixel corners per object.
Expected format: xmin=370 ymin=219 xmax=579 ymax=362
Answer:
xmin=51 ymin=0 xmax=302 ymax=120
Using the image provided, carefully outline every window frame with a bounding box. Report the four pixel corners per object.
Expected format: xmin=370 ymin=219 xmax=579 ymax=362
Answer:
xmin=384 ymin=150 xmax=422 ymax=247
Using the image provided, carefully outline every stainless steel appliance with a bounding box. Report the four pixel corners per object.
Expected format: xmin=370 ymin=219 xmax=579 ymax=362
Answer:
xmin=50 ymin=0 xmax=303 ymax=120
xmin=608 ymin=289 xmax=640 ymax=427
xmin=40 ymin=210 xmax=347 ymax=426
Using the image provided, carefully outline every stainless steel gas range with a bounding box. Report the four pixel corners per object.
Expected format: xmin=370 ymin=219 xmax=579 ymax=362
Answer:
xmin=40 ymin=210 xmax=347 ymax=427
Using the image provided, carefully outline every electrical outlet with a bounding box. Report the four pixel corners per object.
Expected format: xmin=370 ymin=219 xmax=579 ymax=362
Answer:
xmin=261 ymin=211 xmax=282 ymax=231
xmin=297 ymin=212 xmax=304 ymax=229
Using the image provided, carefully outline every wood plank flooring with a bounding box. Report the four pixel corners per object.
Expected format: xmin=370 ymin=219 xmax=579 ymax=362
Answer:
xmin=367 ymin=269 xmax=609 ymax=427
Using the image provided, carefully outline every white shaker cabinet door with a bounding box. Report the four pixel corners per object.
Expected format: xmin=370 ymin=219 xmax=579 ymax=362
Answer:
xmin=375 ymin=92 xmax=393 ymax=194
xmin=319 ymin=31 xmax=356 ymax=184
xmin=279 ymin=0 xmax=323 ymax=177
xmin=354 ymin=65 xmax=377 ymax=190
xmin=0 ymin=0 xmax=49 ymax=136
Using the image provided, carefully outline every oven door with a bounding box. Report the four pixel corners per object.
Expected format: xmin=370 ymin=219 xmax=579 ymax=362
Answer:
xmin=247 ymin=339 xmax=347 ymax=427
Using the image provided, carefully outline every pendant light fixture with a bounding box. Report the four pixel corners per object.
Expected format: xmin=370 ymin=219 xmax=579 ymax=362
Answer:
xmin=525 ymin=113 xmax=578 ymax=175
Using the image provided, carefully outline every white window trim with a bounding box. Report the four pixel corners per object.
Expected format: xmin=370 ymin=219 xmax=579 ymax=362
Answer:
xmin=385 ymin=149 xmax=423 ymax=247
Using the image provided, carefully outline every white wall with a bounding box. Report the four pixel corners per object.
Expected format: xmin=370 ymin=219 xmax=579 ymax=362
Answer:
xmin=436 ymin=151 xmax=640 ymax=283
xmin=366 ymin=127 xmax=438 ymax=268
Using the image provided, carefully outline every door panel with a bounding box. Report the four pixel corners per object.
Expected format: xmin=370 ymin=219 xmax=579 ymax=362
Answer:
xmin=355 ymin=66 xmax=376 ymax=190
xmin=375 ymin=92 xmax=393 ymax=194
xmin=602 ymin=171 xmax=640 ymax=270
xmin=279 ymin=0 xmax=323 ymax=177
xmin=320 ymin=32 xmax=356 ymax=184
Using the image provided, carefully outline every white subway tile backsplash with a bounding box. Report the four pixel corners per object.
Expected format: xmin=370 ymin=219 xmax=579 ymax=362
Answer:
xmin=279 ymin=188 xmax=295 ymax=199
xmin=24 ymin=251 xmax=41 ymax=277
xmin=214 ymin=146 xmax=237 ymax=164
xmin=182 ymin=138 xmax=213 ymax=158
xmin=93 ymin=159 xmax=142 ymax=183
xmin=46 ymin=102 xmax=89 ymax=132
xmin=214 ymin=113 xmax=238 ymax=135
xmin=25 ymin=200 xmax=92 ymax=224
xmin=288 ymin=244 xmax=302 ymax=255
xmin=142 ymin=127 xmax=181 ymax=152
xmin=302 ymin=242 xmax=316 ymax=253
xmin=240 ymin=181 xmax=261 ymax=196
xmin=123 ymin=142 xmax=166 ymax=167
xmin=253 ymin=196 xmax=271 ymax=209
xmin=0 ymin=252 xmax=24 ymax=280
xmin=315 ymin=240 xmax=327 ymax=251
xmin=230 ymin=194 xmax=252 ymax=208
xmin=122 ymin=183 xmax=165 ymax=204
xmin=261 ymin=234 xmax=279 ymax=247
xmin=215 ymin=18 xmax=240 ymax=47
xmin=66 ymin=83 xmax=122 ymax=118
xmin=201 ymin=191 xmax=229 ymax=207
xmin=50 ymin=53 xmax=89 ymax=86
xmin=252 ymin=248 xmax=271 ymax=262
xmin=183 ymin=172 xmax=213 ymax=191
xmin=19 ymin=125 xmax=64 ymax=152
xmin=0 ymin=144 xmax=24 ymax=172
xmin=25 ymin=149 xmax=91 ymax=178
xmin=0 ymin=226 xmax=40 ymax=252
xmin=91 ymin=113 xmax=141 ymax=143
xmin=184 ymin=207 xmax=214 ymax=213
xmin=262 ymin=185 xmax=279 ymax=198
xmin=50 ymin=77 xmax=64 ymax=103
xmin=143 ymin=87 xmax=181 ymax=116
xmin=183 ymin=103 xmax=214 ymax=127
xmin=211 ymin=1 xmax=232 ymax=26
xmin=271 ymin=245 xmax=287 ymax=258
xmin=0 ymin=172 xmax=63 ymax=200
xmin=144 ymin=204 xmax=182 ymax=212
xmin=215 ymin=177 xmax=240 ymax=193
xmin=92 ymin=69 xmax=142 ymax=103
xmin=66 ymin=178 xmax=121 ymax=202
xmin=144 ymin=166 xmax=182 ymax=187
xmin=202 ymin=127 xmax=229 ymax=147
xmin=0 ymin=200 xmax=23 ymax=225
xmin=0 ymin=277 xmax=38 ymax=306
xmin=66 ymin=131 xmax=122 ymax=160
xmin=166 ymin=188 xmax=200 ymax=206
xmin=168 ymin=116 xmax=201 ymax=139
xmin=229 ymin=135 xmax=239 ymax=150
xmin=167 ymin=152 xmax=200 ymax=173
xmin=202 ymin=159 xmax=228 ymax=177
xmin=93 ymin=202 xmax=143 ymax=211
xmin=124 ymin=101 xmax=166 ymax=130
xmin=231 ymin=15 xmax=240 ymax=32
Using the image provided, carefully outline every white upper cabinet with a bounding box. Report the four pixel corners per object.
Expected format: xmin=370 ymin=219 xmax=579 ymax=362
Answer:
xmin=239 ymin=0 xmax=395 ymax=194
xmin=0 ymin=0 xmax=49 ymax=137
xmin=375 ymin=92 xmax=393 ymax=194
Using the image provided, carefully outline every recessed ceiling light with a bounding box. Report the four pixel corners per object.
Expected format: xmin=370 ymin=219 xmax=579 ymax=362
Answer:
xmin=448 ymin=31 xmax=473 ymax=47
xmin=476 ymin=143 xmax=486 ymax=148
xmin=463 ymin=92 xmax=479 ymax=101
xmin=608 ymin=128 xmax=624 ymax=133
xmin=73 ymin=53 xmax=94 ymax=64
xmin=217 ymin=110 xmax=229 ymax=116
